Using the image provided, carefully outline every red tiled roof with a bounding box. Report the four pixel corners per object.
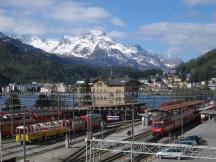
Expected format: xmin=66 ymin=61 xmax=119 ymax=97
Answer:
xmin=160 ymin=100 xmax=204 ymax=111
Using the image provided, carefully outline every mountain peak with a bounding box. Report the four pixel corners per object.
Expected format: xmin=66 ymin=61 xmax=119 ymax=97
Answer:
xmin=16 ymin=30 xmax=181 ymax=70
xmin=84 ymin=30 xmax=106 ymax=37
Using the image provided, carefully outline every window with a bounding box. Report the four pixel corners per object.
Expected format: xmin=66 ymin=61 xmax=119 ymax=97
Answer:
xmin=153 ymin=123 xmax=163 ymax=128
xmin=97 ymin=82 xmax=103 ymax=86
xmin=109 ymin=92 xmax=114 ymax=97
xmin=116 ymin=89 xmax=121 ymax=94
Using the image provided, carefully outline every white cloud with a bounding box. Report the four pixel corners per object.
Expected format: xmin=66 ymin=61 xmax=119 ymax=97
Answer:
xmin=166 ymin=47 xmax=185 ymax=56
xmin=138 ymin=22 xmax=216 ymax=55
xmin=0 ymin=11 xmax=45 ymax=35
xmin=110 ymin=18 xmax=125 ymax=27
xmin=0 ymin=0 xmax=123 ymax=36
xmin=2 ymin=0 xmax=54 ymax=9
xmin=107 ymin=31 xmax=127 ymax=39
xmin=51 ymin=2 xmax=111 ymax=23
xmin=183 ymin=0 xmax=216 ymax=5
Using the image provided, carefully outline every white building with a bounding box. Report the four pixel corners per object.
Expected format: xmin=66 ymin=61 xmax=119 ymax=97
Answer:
xmin=56 ymin=83 xmax=66 ymax=93
xmin=40 ymin=84 xmax=53 ymax=93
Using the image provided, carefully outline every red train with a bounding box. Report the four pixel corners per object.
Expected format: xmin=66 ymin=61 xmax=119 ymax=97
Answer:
xmin=150 ymin=109 xmax=199 ymax=136
xmin=1 ymin=119 xmax=37 ymax=137
xmin=80 ymin=114 xmax=103 ymax=129
xmin=1 ymin=112 xmax=102 ymax=137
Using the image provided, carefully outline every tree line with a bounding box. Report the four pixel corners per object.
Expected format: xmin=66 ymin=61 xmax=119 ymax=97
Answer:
xmin=176 ymin=49 xmax=216 ymax=82
xmin=2 ymin=94 xmax=67 ymax=111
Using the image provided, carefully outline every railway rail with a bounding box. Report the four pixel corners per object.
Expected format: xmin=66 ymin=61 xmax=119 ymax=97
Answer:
xmin=103 ymin=120 xmax=201 ymax=162
xmin=2 ymin=119 xmax=141 ymax=161
xmin=100 ymin=131 xmax=153 ymax=162
xmin=62 ymin=120 xmax=143 ymax=162
xmin=65 ymin=130 xmax=152 ymax=162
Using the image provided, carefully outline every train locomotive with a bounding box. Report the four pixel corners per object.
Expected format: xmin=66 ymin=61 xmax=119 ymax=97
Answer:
xmin=150 ymin=109 xmax=199 ymax=136
xmin=15 ymin=114 xmax=103 ymax=143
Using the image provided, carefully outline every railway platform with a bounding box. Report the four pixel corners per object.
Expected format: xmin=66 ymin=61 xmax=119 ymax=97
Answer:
xmin=152 ymin=119 xmax=216 ymax=162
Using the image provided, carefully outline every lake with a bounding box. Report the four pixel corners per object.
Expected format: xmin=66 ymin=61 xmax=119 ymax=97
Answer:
xmin=0 ymin=94 xmax=172 ymax=110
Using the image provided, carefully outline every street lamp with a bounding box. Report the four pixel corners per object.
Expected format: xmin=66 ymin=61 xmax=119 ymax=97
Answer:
xmin=0 ymin=118 xmax=2 ymax=162
xmin=23 ymin=106 xmax=26 ymax=162
xmin=181 ymin=96 xmax=184 ymax=135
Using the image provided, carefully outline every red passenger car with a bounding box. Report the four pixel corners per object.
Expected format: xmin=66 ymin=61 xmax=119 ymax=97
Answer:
xmin=151 ymin=109 xmax=199 ymax=136
xmin=80 ymin=114 xmax=102 ymax=130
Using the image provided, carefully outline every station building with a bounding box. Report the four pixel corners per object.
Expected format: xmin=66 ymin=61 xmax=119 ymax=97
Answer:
xmin=91 ymin=77 xmax=140 ymax=106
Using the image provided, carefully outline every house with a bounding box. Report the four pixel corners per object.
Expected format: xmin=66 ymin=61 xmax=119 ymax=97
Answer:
xmin=55 ymin=83 xmax=66 ymax=93
xmin=91 ymin=77 xmax=140 ymax=106
xmin=75 ymin=78 xmax=97 ymax=106
xmin=40 ymin=84 xmax=54 ymax=93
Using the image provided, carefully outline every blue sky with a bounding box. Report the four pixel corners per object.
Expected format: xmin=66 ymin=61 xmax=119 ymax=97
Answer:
xmin=0 ymin=0 xmax=216 ymax=61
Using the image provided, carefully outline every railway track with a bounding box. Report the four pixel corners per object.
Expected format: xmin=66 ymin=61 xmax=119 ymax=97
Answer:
xmin=62 ymin=120 xmax=143 ymax=162
xmin=2 ymin=139 xmax=16 ymax=144
xmin=87 ymin=120 xmax=202 ymax=162
xmin=100 ymin=131 xmax=153 ymax=162
xmin=2 ymin=135 xmax=67 ymax=155
xmin=3 ymin=136 xmax=86 ymax=161
xmin=2 ymin=120 xmax=141 ymax=161
xmin=127 ymin=120 xmax=202 ymax=162
xmin=67 ymin=131 xmax=152 ymax=162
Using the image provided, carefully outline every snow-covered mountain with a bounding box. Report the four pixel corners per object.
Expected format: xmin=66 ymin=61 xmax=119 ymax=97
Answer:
xmin=21 ymin=30 xmax=181 ymax=70
xmin=159 ymin=55 xmax=183 ymax=69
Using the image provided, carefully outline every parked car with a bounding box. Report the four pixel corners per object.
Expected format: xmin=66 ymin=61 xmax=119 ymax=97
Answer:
xmin=180 ymin=135 xmax=203 ymax=145
xmin=156 ymin=147 xmax=189 ymax=160
xmin=175 ymin=140 xmax=197 ymax=146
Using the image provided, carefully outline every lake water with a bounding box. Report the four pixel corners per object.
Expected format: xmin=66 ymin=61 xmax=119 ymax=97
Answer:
xmin=137 ymin=95 xmax=172 ymax=109
xmin=0 ymin=94 xmax=172 ymax=110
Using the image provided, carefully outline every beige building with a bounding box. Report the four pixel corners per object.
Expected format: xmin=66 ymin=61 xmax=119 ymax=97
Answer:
xmin=91 ymin=77 xmax=140 ymax=106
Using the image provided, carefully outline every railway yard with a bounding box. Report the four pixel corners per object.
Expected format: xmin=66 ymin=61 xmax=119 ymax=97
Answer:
xmin=1 ymin=99 xmax=216 ymax=162
xmin=1 ymin=119 xmax=144 ymax=162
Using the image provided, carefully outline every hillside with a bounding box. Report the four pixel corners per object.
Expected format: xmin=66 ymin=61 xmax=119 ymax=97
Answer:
xmin=0 ymin=40 xmax=99 ymax=85
xmin=0 ymin=35 xmax=162 ymax=85
xmin=176 ymin=49 xmax=216 ymax=82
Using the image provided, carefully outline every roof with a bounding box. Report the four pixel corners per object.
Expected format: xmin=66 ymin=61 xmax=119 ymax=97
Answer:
xmin=107 ymin=77 xmax=131 ymax=86
xmin=93 ymin=77 xmax=139 ymax=86
xmin=16 ymin=126 xmax=28 ymax=129
xmin=76 ymin=78 xmax=98 ymax=85
xmin=147 ymin=108 xmax=168 ymax=113
xmin=200 ymin=109 xmax=216 ymax=115
xmin=160 ymin=100 xmax=204 ymax=111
